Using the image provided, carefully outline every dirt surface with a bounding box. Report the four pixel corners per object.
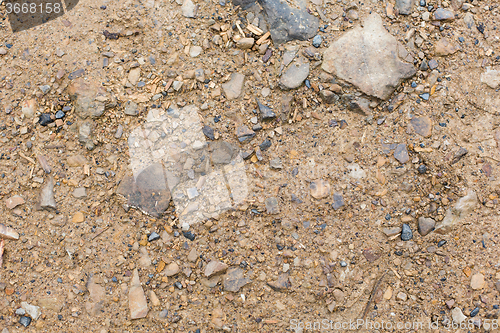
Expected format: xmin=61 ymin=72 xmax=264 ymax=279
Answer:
xmin=1 ymin=0 xmax=500 ymax=331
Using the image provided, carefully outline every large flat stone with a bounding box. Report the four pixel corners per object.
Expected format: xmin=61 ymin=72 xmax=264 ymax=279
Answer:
xmin=322 ymin=13 xmax=415 ymax=100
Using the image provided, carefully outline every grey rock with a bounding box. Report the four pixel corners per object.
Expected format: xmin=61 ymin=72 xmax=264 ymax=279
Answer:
xmin=205 ymin=260 xmax=228 ymax=277
xmin=21 ymin=302 xmax=41 ymax=320
xmin=435 ymin=191 xmax=477 ymax=234
xmin=394 ymin=143 xmax=409 ymax=163
xmin=124 ymin=101 xmax=139 ymax=116
xmin=223 ymin=267 xmax=251 ymax=292
xmin=256 ymin=0 xmax=318 ymax=44
xmin=312 ymin=35 xmax=322 ymax=48
xmin=481 ymin=68 xmax=500 ymax=89
xmin=39 ymin=85 xmax=51 ymax=95
xmin=319 ymin=90 xmax=339 ymax=104
xmin=395 ymin=0 xmax=414 ymax=15
xmin=115 ymin=125 xmax=124 ymax=139
xmin=322 ymin=13 xmax=415 ymax=100
xmin=267 ymin=274 xmax=292 ymax=292
xmin=116 ymin=163 xmax=171 ymax=217
xmin=222 ymin=73 xmax=245 ymax=99
xmin=236 ymin=125 xmax=255 ymax=142
xmin=332 ymin=192 xmax=344 ymax=210
xmin=280 ymin=58 xmax=310 ymax=89
xmin=270 ymin=158 xmax=283 ymax=170
xmin=75 ymin=96 xmax=105 ymax=119
xmin=257 ymin=100 xmax=276 ymax=120
xmin=39 ymin=177 xmax=56 ymax=210
xmin=401 ymin=223 xmax=413 ymax=241
xmin=433 ymin=8 xmax=455 ymax=20
xmin=211 ymin=141 xmax=236 ymax=164
xmin=464 ymin=13 xmax=475 ymax=29
xmin=418 ymin=217 xmax=435 ymax=236
xmin=202 ymin=125 xmax=215 ymax=140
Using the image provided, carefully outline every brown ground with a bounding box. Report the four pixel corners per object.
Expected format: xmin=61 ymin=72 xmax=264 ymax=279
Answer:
xmin=1 ymin=0 xmax=500 ymax=331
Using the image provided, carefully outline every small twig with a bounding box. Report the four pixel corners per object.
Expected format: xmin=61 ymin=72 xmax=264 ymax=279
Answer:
xmin=89 ymin=226 xmax=110 ymax=241
xmin=361 ymin=269 xmax=388 ymax=320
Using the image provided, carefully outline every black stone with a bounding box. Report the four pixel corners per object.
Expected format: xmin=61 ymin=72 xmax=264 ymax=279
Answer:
xmin=257 ymin=99 xmax=276 ymax=120
xmin=259 ymin=139 xmax=272 ymax=151
xmin=437 ymin=240 xmax=447 ymax=247
xmin=417 ymin=165 xmax=427 ymax=174
xmin=470 ymin=307 xmax=479 ymax=317
xmin=202 ymin=125 xmax=215 ymax=140
xmin=38 ymin=113 xmax=54 ymax=126
xmin=401 ymin=223 xmax=413 ymax=241
xmin=19 ymin=316 xmax=31 ymax=327
xmin=183 ymin=231 xmax=196 ymax=241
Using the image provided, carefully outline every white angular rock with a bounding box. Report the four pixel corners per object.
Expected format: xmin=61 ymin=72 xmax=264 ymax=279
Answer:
xmin=21 ymin=302 xmax=41 ymax=320
xmin=129 ymin=269 xmax=149 ymax=319
xmin=481 ymin=67 xmax=500 ymax=89
xmin=451 ymin=307 xmax=467 ymax=323
xmin=435 ymin=191 xmax=478 ymax=234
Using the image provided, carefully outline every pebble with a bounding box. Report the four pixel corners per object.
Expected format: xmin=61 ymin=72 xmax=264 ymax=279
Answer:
xmin=332 ymin=192 xmax=344 ymax=210
xmin=222 ymin=73 xmax=245 ymax=99
xmin=319 ymin=90 xmax=339 ymax=104
xmin=164 ymin=262 xmax=180 ymax=276
xmin=124 ymin=101 xmax=139 ymax=116
xmin=382 ymin=227 xmax=401 ymax=237
xmin=481 ymin=68 xmax=500 ymax=89
xmin=267 ymin=274 xmax=292 ymax=291
xmin=0 ymin=47 xmax=7 ymax=55
xmin=72 ymin=212 xmax=85 ymax=223
xmin=19 ymin=316 xmax=31 ymax=327
xmin=55 ymin=110 xmax=65 ymax=119
xmin=189 ymin=46 xmax=202 ymax=58
xmin=265 ymin=197 xmax=280 ymax=214
xmin=115 ymin=125 xmax=123 ymax=139
xmin=410 ymin=116 xmax=432 ymax=137
xmin=261 ymin=87 xmax=271 ymax=97
xmin=395 ymin=0 xmax=413 ymax=15
xmin=128 ymin=68 xmax=141 ymax=85
xmin=257 ymin=100 xmax=276 ymax=120
xmin=202 ymin=125 xmax=215 ymax=140
xmin=417 ymin=165 xmax=427 ymax=174
xmin=39 ymin=177 xmax=56 ymax=210
xmin=433 ymin=8 xmax=454 ymax=20
xmin=21 ymin=99 xmax=37 ymax=118
xmin=129 ymin=269 xmax=148 ymax=319
xmin=312 ymin=35 xmax=322 ymax=48
xmin=396 ymin=292 xmax=407 ymax=301
xmin=401 ymin=223 xmax=413 ymax=241
xmin=205 ymin=260 xmax=228 ymax=277
xmin=183 ymin=231 xmax=195 ymax=241
xmin=38 ymin=113 xmax=54 ymax=126
xmin=236 ymin=125 xmax=255 ymax=142
xmin=39 ymin=85 xmax=51 ymax=94
xmin=470 ymin=273 xmax=485 ymax=290
xmin=428 ymin=59 xmax=438 ymax=69
xmin=310 ymin=179 xmax=330 ymax=199
xmin=270 ymin=158 xmax=283 ymax=170
xmin=418 ymin=217 xmax=435 ymax=236
xmin=280 ymin=58 xmax=310 ymax=90
xmin=470 ymin=307 xmax=479 ymax=317
xmin=72 ymin=187 xmax=87 ymax=198
xmin=5 ymin=195 xmax=25 ymax=209
xmin=187 ymin=248 xmax=198 ymax=262
xmin=21 ymin=302 xmax=41 ymax=320
xmin=451 ymin=307 xmax=467 ymax=323
xmin=394 ymin=144 xmax=409 ymax=164
xmin=182 ymin=0 xmax=197 ymax=18
xmin=223 ymin=267 xmax=251 ymax=292
xmin=148 ymin=232 xmax=160 ymax=242
xmin=236 ymin=38 xmax=254 ymax=49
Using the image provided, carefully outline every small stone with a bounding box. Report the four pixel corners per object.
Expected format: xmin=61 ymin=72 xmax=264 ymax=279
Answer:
xmin=445 ymin=299 xmax=455 ymax=309
xmin=124 ymin=101 xmax=139 ymax=116
xmin=236 ymin=125 xmax=255 ymax=142
xmin=6 ymin=195 xmax=24 ymax=209
xmin=310 ymin=179 xmax=330 ymax=199
xmin=67 ymin=155 xmax=87 ymax=167
xmin=257 ymin=100 xmax=276 ymax=120
xmin=222 ymin=73 xmax=245 ymax=100
xmin=187 ymin=248 xmax=198 ymax=262
xmin=470 ymin=307 xmax=479 ymax=317
xmin=0 ymin=47 xmax=7 ymax=55
xmin=418 ymin=217 xmax=435 ymax=236
xmin=148 ymin=232 xmax=160 ymax=242
xmin=434 ymin=38 xmax=459 ymax=56
xmin=312 ymin=35 xmax=322 ymax=48
xmin=72 ymin=187 xmax=87 ymax=198
xmin=382 ymin=227 xmax=401 ymax=237
xmin=265 ymin=197 xmax=280 ymax=214
xmin=410 ymin=116 xmax=432 ymax=137
xmin=395 ymin=0 xmax=414 ymax=15
xmin=55 ymin=110 xmax=65 ymax=119
xmin=164 ymin=262 xmax=180 ymax=276
xmin=21 ymin=99 xmax=38 ymax=118
xmin=38 ymin=113 xmax=54 ymax=126
xmin=481 ymin=68 xmax=500 ymax=89
xmin=470 ymin=273 xmax=485 ymax=290
xmin=20 ymin=302 xmax=41 ymax=320
xmin=433 ymin=8 xmax=455 ymax=20
xmin=181 ymin=0 xmax=197 ymax=18
xmin=451 ymin=307 xmax=467 ymax=323
xmin=189 ymin=46 xmax=202 ymax=58
xmin=428 ymin=59 xmax=438 ymax=69
xmin=237 ymin=38 xmax=254 ymax=49
xmin=128 ymin=68 xmax=141 ymax=85
xmin=194 ymin=68 xmax=205 ymax=82
xmin=394 ymin=144 xmax=409 ymax=163
xmin=280 ymin=58 xmax=310 ymax=89
xmin=39 ymin=85 xmax=51 ymax=94
xmin=396 ymin=292 xmax=407 ymax=301
xmin=129 ymin=269 xmax=149 ymax=319
xmin=39 ymin=177 xmax=56 ymax=210
xmin=115 ymin=125 xmax=124 ymax=139
xmin=223 ymin=267 xmax=251 ymax=292
xmin=417 ymin=165 xmax=427 ymax=174
xmin=19 ymin=316 xmax=31 ymax=327
xmin=205 ymin=260 xmax=228 ymax=277
xmin=319 ymin=90 xmax=339 ymax=104
xmin=332 ymin=192 xmax=344 ymax=210
xmin=150 ymin=291 xmax=160 ymax=307
xmin=183 ymin=231 xmax=196 ymax=241
xmin=267 ymin=274 xmax=292 ymax=292
xmin=72 ymin=212 xmax=85 ymax=223
xmin=270 ymin=158 xmax=283 ymax=170
xmin=401 ymin=223 xmax=413 ymax=241
xmin=202 ymin=125 xmax=215 ymax=140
